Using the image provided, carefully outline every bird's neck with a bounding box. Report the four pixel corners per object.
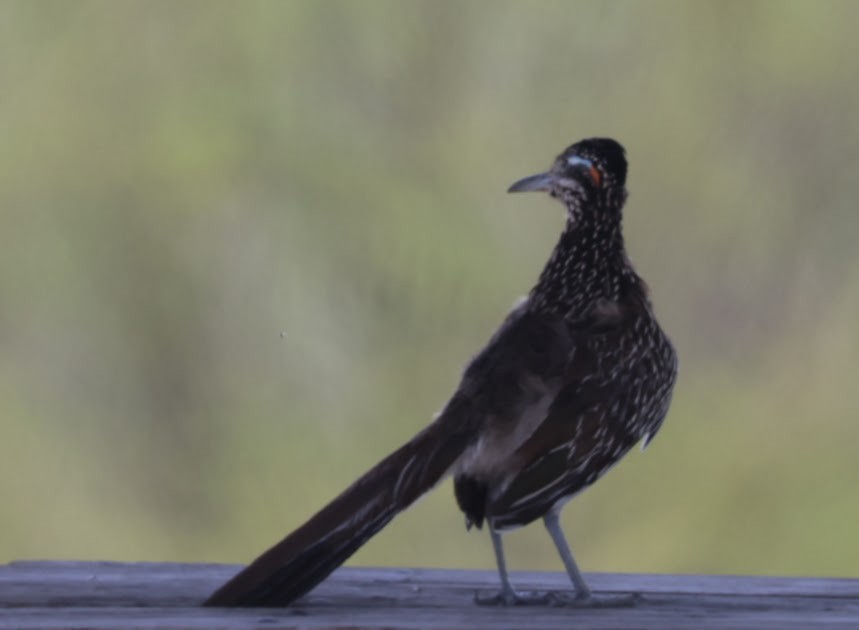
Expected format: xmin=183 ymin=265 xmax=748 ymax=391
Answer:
xmin=528 ymin=214 xmax=645 ymax=320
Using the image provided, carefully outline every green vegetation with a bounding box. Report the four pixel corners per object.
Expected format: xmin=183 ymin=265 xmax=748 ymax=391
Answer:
xmin=1 ymin=1 xmax=857 ymax=577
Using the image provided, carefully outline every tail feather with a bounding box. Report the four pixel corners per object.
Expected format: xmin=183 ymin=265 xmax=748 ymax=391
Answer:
xmin=204 ymin=402 xmax=475 ymax=607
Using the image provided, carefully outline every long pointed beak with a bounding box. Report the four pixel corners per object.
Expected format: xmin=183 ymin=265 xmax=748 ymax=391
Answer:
xmin=507 ymin=171 xmax=555 ymax=193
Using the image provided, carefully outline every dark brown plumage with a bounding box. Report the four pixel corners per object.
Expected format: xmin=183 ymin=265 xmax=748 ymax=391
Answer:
xmin=204 ymin=137 xmax=677 ymax=608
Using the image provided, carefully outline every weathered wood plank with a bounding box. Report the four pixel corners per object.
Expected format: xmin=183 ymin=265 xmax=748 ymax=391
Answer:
xmin=3 ymin=604 xmax=859 ymax=630
xmin=3 ymin=562 xmax=859 ymax=605
xmin=1 ymin=561 xmax=858 ymax=630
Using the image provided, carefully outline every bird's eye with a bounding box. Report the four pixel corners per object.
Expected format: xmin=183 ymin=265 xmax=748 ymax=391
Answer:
xmin=567 ymin=156 xmax=602 ymax=187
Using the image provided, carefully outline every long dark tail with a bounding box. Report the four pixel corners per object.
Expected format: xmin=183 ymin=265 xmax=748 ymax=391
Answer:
xmin=204 ymin=400 xmax=475 ymax=607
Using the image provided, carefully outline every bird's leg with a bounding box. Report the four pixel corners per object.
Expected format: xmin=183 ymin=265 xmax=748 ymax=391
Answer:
xmin=543 ymin=511 xmax=591 ymax=599
xmin=542 ymin=511 xmax=639 ymax=607
xmin=475 ymin=529 xmax=517 ymax=605
xmin=475 ymin=529 xmax=553 ymax=606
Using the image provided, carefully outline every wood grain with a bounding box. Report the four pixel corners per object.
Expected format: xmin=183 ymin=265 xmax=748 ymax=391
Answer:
xmin=1 ymin=561 xmax=857 ymax=629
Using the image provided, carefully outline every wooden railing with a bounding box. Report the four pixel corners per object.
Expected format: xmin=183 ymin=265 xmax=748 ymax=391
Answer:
xmin=2 ymin=561 xmax=858 ymax=629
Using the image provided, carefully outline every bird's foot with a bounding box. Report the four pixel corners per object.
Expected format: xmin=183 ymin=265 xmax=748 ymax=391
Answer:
xmin=544 ymin=591 xmax=641 ymax=608
xmin=474 ymin=588 xmax=555 ymax=606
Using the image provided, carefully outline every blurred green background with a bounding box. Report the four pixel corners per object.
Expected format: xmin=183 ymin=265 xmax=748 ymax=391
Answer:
xmin=1 ymin=1 xmax=857 ymax=579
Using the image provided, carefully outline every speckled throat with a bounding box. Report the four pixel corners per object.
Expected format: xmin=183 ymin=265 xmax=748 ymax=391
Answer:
xmin=528 ymin=208 xmax=644 ymax=322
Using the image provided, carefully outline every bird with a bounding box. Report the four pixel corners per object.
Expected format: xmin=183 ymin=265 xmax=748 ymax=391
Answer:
xmin=204 ymin=137 xmax=678 ymax=608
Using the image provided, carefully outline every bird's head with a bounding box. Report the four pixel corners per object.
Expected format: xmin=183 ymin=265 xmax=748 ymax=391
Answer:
xmin=508 ymin=138 xmax=628 ymax=221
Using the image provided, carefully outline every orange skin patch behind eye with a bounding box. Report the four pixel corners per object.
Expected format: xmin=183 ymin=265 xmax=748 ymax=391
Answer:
xmin=589 ymin=165 xmax=602 ymax=187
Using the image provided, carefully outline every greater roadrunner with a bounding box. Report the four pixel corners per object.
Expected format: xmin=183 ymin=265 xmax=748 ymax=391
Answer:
xmin=205 ymin=137 xmax=678 ymax=607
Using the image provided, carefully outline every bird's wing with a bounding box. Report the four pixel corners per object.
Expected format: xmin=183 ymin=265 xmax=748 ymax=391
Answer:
xmin=486 ymin=311 xmax=640 ymax=529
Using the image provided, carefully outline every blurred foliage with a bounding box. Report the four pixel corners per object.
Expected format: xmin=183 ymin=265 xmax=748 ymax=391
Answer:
xmin=1 ymin=1 xmax=858 ymax=578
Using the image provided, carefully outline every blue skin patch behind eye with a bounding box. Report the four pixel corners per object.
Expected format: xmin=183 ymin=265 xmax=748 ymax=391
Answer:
xmin=566 ymin=156 xmax=594 ymax=168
